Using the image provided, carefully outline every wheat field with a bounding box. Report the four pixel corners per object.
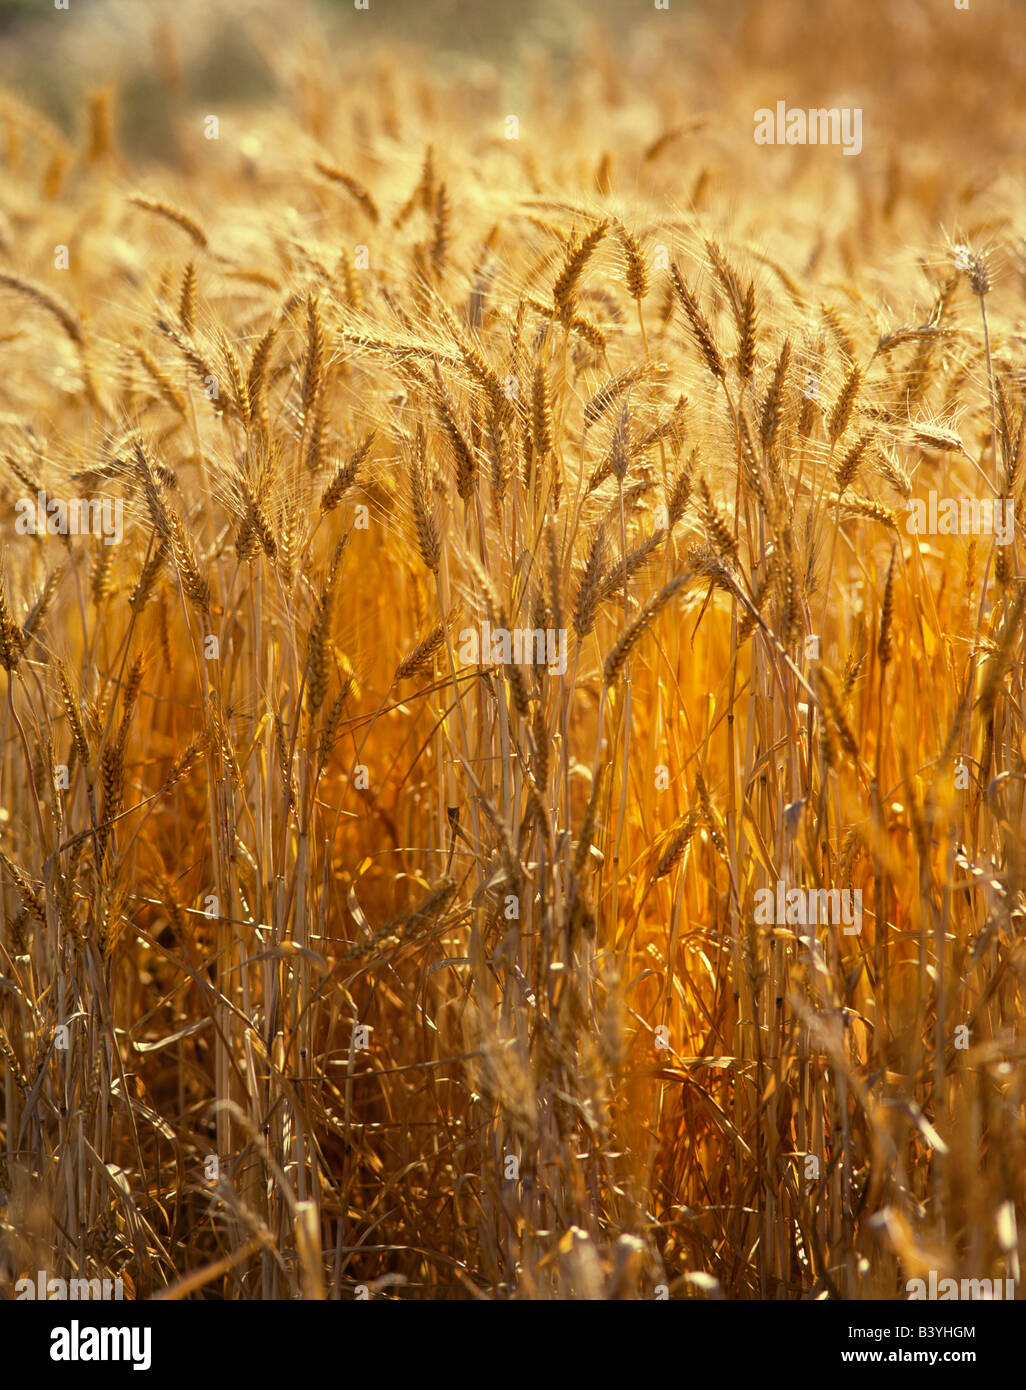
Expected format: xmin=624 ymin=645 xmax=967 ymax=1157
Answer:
xmin=0 ymin=0 xmax=1025 ymax=1303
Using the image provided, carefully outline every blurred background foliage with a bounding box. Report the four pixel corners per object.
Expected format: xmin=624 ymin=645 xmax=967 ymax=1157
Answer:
xmin=0 ymin=0 xmax=711 ymax=162
xmin=0 ymin=1 xmax=1012 ymax=189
